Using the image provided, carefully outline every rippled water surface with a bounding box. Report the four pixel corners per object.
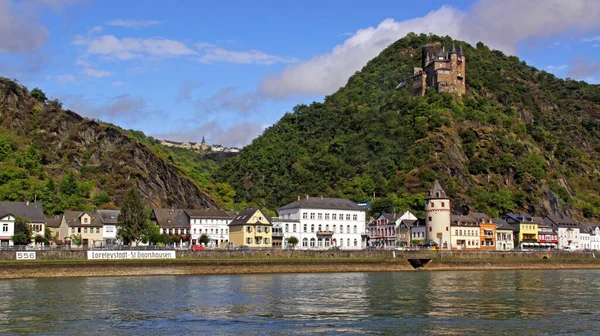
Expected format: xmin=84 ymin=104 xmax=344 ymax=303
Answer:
xmin=1 ymin=270 xmax=599 ymax=335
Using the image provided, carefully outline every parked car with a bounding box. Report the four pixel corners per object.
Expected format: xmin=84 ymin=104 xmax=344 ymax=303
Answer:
xmin=192 ymin=244 xmax=204 ymax=251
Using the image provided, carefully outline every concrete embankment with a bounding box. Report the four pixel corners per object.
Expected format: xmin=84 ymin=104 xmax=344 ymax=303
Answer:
xmin=1 ymin=250 xmax=599 ymax=279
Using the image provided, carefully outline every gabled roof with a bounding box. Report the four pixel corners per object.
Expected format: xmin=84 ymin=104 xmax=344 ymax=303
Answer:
xmin=63 ymin=211 xmax=103 ymax=227
xmin=471 ymin=212 xmax=491 ymax=223
xmin=381 ymin=213 xmax=400 ymax=222
xmin=545 ymin=215 xmax=579 ymax=228
xmin=451 ymin=214 xmax=478 ymax=227
xmin=492 ymin=218 xmax=514 ymax=231
xmin=579 ymin=222 xmax=599 ymax=234
xmin=425 ymin=180 xmax=448 ymax=200
xmin=399 ymin=219 xmax=419 ymax=228
xmin=151 ymin=209 xmax=190 ymax=229
xmin=229 ymin=208 xmax=273 ymax=226
xmin=0 ymin=202 xmax=45 ymax=222
xmin=97 ymin=210 xmax=120 ymax=225
xmin=504 ymin=213 xmax=536 ymax=224
xmin=277 ymin=197 xmax=363 ymax=212
xmin=185 ymin=208 xmax=232 ymax=219
xmin=45 ymin=217 xmax=62 ymax=228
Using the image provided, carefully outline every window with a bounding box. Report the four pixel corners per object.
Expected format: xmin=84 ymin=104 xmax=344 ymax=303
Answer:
xmin=446 ymin=227 xmax=448 ymax=231
xmin=303 ymin=224 xmax=307 ymax=232
xmin=310 ymin=213 xmax=315 ymax=219
xmin=325 ymin=224 xmax=329 ymax=231
xmin=302 ymin=238 xmax=308 ymax=247
xmin=211 ymin=229 xmax=214 ymax=234
xmin=293 ymin=224 xmax=297 ymax=233
xmin=340 ymin=226 xmax=343 ymax=233
xmin=318 ymin=213 xmax=323 ymax=220
xmin=311 ymin=224 xmax=315 ymax=232
xmin=83 ymin=217 xmax=88 ymax=224
xmin=428 ymin=217 xmax=432 ymax=222
xmin=264 ymin=238 xmax=270 ymax=244
xmin=255 ymin=237 xmax=262 ymax=245
xmin=83 ymin=228 xmax=88 ymax=233
xmin=332 ymin=214 xmax=337 ymax=220
xmin=3 ymin=224 xmax=9 ymax=232
xmin=318 ymin=224 xmax=322 ymax=231
xmin=442 ymin=202 xmax=445 ymax=207
xmin=354 ymin=225 xmax=357 ymax=233
xmin=318 ymin=238 xmax=323 ymax=247
xmin=353 ymin=214 xmax=357 ymax=221
xmin=347 ymin=225 xmax=350 ymax=233
xmin=333 ymin=225 xmax=337 ymax=233
xmin=347 ymin=238 xmax=350 ymax=246
xmin=246 ymin=226 xmax=253 ymax=233
xmin=303 ymin=212 xmax=307 ymax=219
xmin=265 ymin=227 xmax=269 ymax=233
xmin=285 ymin=224 xmax=289 ymax=232
xmin=226 ymin=229 xmax=228 ymax=234
xmin=429 ymin=227 xmax=432 ymax=232
xmin=96 ymin=228 xmax=100 ymax=233
xmin=430 ymin=202 xmax=434 ymax=207
xmin=310 ymin=238 xmax=316 ymax=247
xmin=354 ymin=239 xmax=358 ymax=247
xmin=339 ymin=213 xmax=343 ymax=220
xmin=194 ymin=229 xmax=197 ymax=234
xmin=71 ymin=227 xmax=75 ymax=233
xmin=325 ymin=213 xmax=330 ymax=220
xmin=346 ymin=214 xmax=350 ymax=221
xmin=246 ymin=238 xmax=252 ymax=244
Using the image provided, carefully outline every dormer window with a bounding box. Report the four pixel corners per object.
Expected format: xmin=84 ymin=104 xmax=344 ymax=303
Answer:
xmin=83 ymin=217 xmax=88 ymax=224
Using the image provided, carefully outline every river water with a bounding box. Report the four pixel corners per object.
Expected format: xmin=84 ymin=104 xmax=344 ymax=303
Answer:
xmin=1 ymin=270 xmax=599 ymax=335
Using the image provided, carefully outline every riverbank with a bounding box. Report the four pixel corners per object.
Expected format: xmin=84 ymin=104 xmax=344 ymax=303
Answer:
xmin=1 ymin=257 xmax=600 ymax=279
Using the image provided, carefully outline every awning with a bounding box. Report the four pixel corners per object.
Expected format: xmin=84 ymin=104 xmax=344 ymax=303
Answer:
xmin=522 ymin=243 xmax=531 ymax=246
xmin=533 ymin=243 xmax=541 ymax=246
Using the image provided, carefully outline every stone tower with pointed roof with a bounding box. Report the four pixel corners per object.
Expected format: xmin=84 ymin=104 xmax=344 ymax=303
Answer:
xmin=200 ymin=136 xmax=208 ymax=151
xmin=401 ymin=41 xmax=466 ymax=96
xmin=425 ymin=180 xmax=452 ymax=249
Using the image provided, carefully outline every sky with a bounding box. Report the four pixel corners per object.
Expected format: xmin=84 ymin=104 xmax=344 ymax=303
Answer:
xmin=2 ymin=0 xmax=600 ymax=148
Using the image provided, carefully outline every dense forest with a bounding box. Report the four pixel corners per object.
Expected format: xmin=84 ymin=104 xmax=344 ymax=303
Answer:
xmin=216 ymin=33 xmax=600 ymax=220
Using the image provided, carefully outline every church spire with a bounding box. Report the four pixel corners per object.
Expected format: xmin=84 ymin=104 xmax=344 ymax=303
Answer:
xmin=201 ymin=136 xmax=206 ymax=144
xmin=459 ymin=44 xmax=464 ymax=58
xmin=451 ymin=41 xmax=457 ymax=54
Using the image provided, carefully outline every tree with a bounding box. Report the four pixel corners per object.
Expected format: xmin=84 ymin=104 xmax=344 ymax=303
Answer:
xmin=117 ymin=187 xmax=150 ymax=245
xmin=70 ymin=233 xmax=83 ymax=246
xmin=198 ymin=233 xmax=210 ymax=245
xmin=30 ymin=88 xmax=47 ymax=102
xmin=287 ymin=236 xmax=299 ymax=249
xmin=14 ymin=216 xmax=32 ymax=245
xmin=34 ymin=234 xmax=47 ymax=244
xmin=12 ymin=232 xmax=28 ymax=245
xmin=142 ymin=223 xmax=166 ymax=245
xmin=60 ymin=172 xmax=79 ymax=196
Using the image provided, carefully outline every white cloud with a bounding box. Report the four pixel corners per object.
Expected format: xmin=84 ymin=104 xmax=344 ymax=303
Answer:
xmin=55 ymin=74 xmax=76 ymax=83
xmin=261 ymin=0 xmax=600 ymax=99
xmin=87 ymin=25 xmax=103 ymax=34
xmin=196 ymin=43 xmax=297 ymax=65
xmin=547 ymin=64 xmax=568 ymax=71
xmin=111 ymin=81 xmax=125 ymax=86
xmin=176 ymin=79 xmax=203 ymax=102
xmin=83 ymin=67 xmax=112 ymax=78
xmin=62 ymin=93 xmax=158 ymax=122
xmin=568 ymin=58 xmax=600 ymax=79
xmin=153 ymin=121 xmax=266 ymax=148
xmin=0 ymin=0 xmax=48 ymax=52
xmin=197 ymin=87 xmax=263 ymax=114
xmin=73 ymin=35 xmax=197 ymax=60
xmin=105 ymin=19 xmax=164 ymax=28
xmin=582 ymin=36 xmax=600 ymax=42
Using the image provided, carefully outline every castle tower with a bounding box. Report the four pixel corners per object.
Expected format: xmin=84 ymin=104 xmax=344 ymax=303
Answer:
xmin=425 ymin=180 xmax=451 ymax=249
xmin=200 ymin=136 xmax=208 ymax=150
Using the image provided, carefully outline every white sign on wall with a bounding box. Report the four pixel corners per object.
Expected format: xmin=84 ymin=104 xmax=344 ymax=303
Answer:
xmin=87 ymin=250 xmax=176 ymax=260
xmin=16 ymin=251 xmax=36 ymax=260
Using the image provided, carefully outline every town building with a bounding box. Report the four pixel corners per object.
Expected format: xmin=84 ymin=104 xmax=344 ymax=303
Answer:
xmin=186 ymin=208 xmax=232 ymax=248
xmin=545 ymin=215 xmax=580 ymax=250
xmin=151 ymin=208 xmax=191 ymax=246
xmin=97 ymin=210 xmax=120 ymax=246
xmin=472 ymin=212 xmax=496 ymax=250
xmin=0 ymin=202 xmax=45 ymax=246
xmin=581 ymin=224 xmax=600 ymax=250
xmin=277 ymin=196 xmax=367 ymax=250
xmin=493 ymin=218 xmax=514 ymax=251
xmin=228 ymin=208 xmax=273 ymax=248
xmin=450 ymin=214 xmax=480 ymax=250
xmin=369 ymin=213 xmax=399 ymax=249
xmin=396 ymin=211 xmax=419 ymax=247
xmin=425 ymin=180 xmax=451 ymax=249
xmin=45 ymin=217 xmax=61 ymax=240
xmin=271 ymin=219 xmax=284 ymax=248
xmin=59 ymin=211 xmax=104 ymax=247
xmin=410 ymin=220 xmax=427 ymax=247
xmin=534 ymin=216 xmax=558 ymax=249
xmin=398 ymin=42 xmax=466 ymax=96
xmin=504 ymin=214 xmax=539 ymax=249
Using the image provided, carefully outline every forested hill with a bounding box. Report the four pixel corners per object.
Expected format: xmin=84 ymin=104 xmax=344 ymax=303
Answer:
xmin=216 ymin=33 xmax=600 ymax=220
xmin=0 ymin=77 xmax=218 ymax=214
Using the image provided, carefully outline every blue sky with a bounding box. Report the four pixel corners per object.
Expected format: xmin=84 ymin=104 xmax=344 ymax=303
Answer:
xmin=1 ymin=0 xmax=600 ymax=147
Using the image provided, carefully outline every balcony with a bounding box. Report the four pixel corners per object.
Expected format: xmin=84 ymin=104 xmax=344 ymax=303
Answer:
xmin=316 ymin=230 xmax=334 ymax=236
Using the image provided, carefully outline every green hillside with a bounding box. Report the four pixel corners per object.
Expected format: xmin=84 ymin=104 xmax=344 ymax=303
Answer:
xmin=216 ymin=33 xmax=600 ymax=219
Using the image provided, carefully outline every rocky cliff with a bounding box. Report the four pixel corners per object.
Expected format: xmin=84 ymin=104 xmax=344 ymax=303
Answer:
xmin=0 ymin=77 xmax=217 ymax=211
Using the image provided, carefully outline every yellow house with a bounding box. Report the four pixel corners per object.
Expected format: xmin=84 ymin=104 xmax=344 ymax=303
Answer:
xmin=504 ymin=214 xmax=538 ymax=247
xmin=58 ymin=211 xmax=104 ymax=247
xmin=228 ymin=208 xmax=272 ymax=248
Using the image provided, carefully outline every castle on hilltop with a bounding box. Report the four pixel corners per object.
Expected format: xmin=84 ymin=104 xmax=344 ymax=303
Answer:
xmin=398 ymin=41 xmax=466 ymax=96
xmin=160 ymin=136 xmax=240 ymax=153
